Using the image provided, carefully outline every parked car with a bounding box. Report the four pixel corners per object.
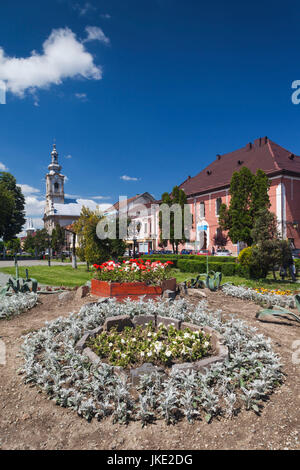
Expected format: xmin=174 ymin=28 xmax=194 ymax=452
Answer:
xmin=180 ymin=249 xmax=193 ymax=255
xmin=292 ymin=249 xmax=300 ymax=260
xmin=196 ymin=249 xmax=211 ymax=256
xmin=215 ymin=249 xmax=232 ymax=256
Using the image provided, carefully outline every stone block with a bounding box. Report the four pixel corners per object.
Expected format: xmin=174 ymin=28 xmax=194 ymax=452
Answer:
xmin=132 ymin=315 xmax=156 ymax=328
xmin=58 ymin=291 xmax=74 ymax=303
xmin=75 ymin=333 xmax=91 ymax=351
xmin=180 ymin=322 xmax=202 ymax=333
xmin=103 ymin=315 xmax=134 ymax=332
xmin=83 ymin=347 xmax=101 ymax=364
xmin=130 ymin=363 xmax=162 ymax=386
xmin=156 ymin=316 xmax=181 ymax=330
xmin=162 ymin=289 xmax=177 ymax=300
xmin=75 ymin=285 xmax=90 ymax=300
xmin=187 ymin=288 xmax=207 ymax=298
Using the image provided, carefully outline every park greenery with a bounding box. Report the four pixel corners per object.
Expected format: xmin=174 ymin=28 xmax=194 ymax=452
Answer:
xmin=0 ymin=172 xmax=26 ymax=242
xmin=219 ymin=167 xmax=270 ymax=246
xmin=159 ymin=186 xmax=188 ymax=254
xmin=74 ymin=206 xmax=126 ymax=265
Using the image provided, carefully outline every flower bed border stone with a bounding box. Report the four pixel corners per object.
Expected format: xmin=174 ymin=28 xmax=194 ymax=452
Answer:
xmin=76 ymin=314 xmax=228 ymax=385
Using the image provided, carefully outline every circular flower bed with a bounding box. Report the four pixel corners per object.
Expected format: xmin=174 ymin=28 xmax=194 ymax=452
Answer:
xmin=87 ymin=322 xmax=211 ymax=368
xmin=21 ymin=298 xmax=283 ymax=425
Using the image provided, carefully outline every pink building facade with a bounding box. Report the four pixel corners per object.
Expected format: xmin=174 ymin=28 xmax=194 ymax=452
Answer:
xmin=159 ymin=137 xmax=300 ymax=255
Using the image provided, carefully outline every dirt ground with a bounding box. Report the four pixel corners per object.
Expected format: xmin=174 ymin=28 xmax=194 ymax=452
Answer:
xmin=0 ymin=290 xmax=299 ymax=450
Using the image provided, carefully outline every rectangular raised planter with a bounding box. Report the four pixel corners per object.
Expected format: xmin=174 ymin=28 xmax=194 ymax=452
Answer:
xmin=91 ymin=278 xmax=176 ymax=302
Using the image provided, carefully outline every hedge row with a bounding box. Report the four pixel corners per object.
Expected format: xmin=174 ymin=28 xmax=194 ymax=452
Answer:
xmin=118 ymin=256 xmax=300 ymax=277
xmin=119 ymin=255 xmax=236 ymax=268
xmin=177 ymin=259 xmax=237 ymax=276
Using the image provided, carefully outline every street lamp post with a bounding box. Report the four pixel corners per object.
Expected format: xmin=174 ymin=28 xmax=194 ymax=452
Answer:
xmin=133 ymin=236 xmax=137 ymax=259
xmin=48 ymin=236 xmax=51 ymax=267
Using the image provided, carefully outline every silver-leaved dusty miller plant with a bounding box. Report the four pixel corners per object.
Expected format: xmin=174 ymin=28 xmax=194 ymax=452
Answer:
xmin=221 ymin=284 xmax=295 ymax=308
xmin=20 ymin=297 xmax=283 ymax=425
xmin=0 ymin=292 xmax=38 ymax=320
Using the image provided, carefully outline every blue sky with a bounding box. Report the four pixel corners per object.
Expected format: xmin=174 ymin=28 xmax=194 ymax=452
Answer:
xmin=1 ymin=0 xmax=300 ymax=230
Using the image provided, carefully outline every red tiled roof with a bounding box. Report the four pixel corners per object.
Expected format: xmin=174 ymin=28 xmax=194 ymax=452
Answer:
xmin=179 ymin=137 xmax=300 ymax=197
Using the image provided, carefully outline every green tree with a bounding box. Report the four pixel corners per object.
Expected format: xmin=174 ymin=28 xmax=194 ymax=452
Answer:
xmin=251 ymin=208 xmax=294 ymax=280
xmin=74 ymin=207 xmax=126 ymax=265
xmin=23 ymin=233 xmax=36 ymax=254
xmin=0 ymin=184 xmax=14 ymax=238
xmin=34 ymin=229 xmax=50 ymax=255
xmin=159 ymin=186 xmax=188 ymax=254
xmin=219 ymin=168 xmax=270 ymax=246
xmin=5 ymin=237 xmax=21 ymax=254
xmin=51 ymin=224 xmax=65 ymax=255
xmin=0 ymin=172 xmax=26 ymax=241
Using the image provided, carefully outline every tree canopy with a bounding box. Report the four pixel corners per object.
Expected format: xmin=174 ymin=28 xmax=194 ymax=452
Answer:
xmin=0 ymin=172 xmax=26 ymax=241
xmin=74 ymin=206 xmax=126 ymax=265
xmin=159 ymin=185 xmax=189 ymax=254
xmin=219 ymin=167 xmax=270 ymax=245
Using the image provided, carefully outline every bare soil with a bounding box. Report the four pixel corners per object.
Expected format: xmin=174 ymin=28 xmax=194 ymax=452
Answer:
xmin=0 ymin=290 xmax=299 ymax=450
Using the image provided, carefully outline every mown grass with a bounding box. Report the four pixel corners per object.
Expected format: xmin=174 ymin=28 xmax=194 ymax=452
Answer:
xmin=0 ymin=265 xmax=93 ymax=287
xmin=0 ymin=265 xmax=299 ymax=291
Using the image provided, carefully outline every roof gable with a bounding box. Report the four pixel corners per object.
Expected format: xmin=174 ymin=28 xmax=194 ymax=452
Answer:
xmin=180 ymin=137 xmax=300 ymax=197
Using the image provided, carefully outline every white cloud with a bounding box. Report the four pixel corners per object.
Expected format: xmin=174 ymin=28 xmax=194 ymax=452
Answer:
xmin=25 ymin=196 xmax=45 ymax=217
xmin=120 ymin=175 xmax=140 ymax=181
xmin=100 ymin=14 xmax=111 ymax=19
xmin=73 ymin=2 xmax=95 ymax=16
xmin=84 ymin=26 xmax=110 ymax=45
xmin=18 ymin=184 xmax=40 ymax=195
xmin=0 ymin=27 xmax=102 ymax=98
xmin=65 ymin=154 xmax=72 ymax=159
xmin=0 ymin=162 xmax=8 ymax=171
xmin=65 ymin=193 xmax=81 ymax=198
xmin=91 ymin=195 xmax=111 ymax=200
xmin=75 ymin=92 xmax=87 ymax=101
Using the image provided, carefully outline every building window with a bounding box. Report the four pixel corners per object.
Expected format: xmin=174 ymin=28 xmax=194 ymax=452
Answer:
xmin=216 ymin=197 xmax=222 ymax=216
xmin=54 ymin=182 xmax=59 ymax=192
xmin=199 ymin=201 xmax=205 ymax=218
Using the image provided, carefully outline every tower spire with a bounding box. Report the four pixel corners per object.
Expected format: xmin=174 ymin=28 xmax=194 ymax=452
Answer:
xmin=48 ymin=142 xmax=61 ymax=172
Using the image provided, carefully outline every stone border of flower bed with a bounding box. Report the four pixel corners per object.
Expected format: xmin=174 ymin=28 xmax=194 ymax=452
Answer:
xmin=76 ymin=314 xmax=228 ymax=385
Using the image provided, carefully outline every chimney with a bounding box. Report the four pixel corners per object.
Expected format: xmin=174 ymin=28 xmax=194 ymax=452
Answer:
xmin=246 ymin=142 xmax=253 ymax=151
xmin=254 ymin=137 xmax=263 ymax=147
xmin=216 ymin=154 xmax=221 ymax=160
xmin=289 ymin=154 xmax=295 ymax=160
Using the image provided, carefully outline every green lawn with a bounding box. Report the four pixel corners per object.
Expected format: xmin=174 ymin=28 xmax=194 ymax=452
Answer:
xmin=0 ymin=265 xmax=93 ymax=287
xmin=0 ymin=265 xmax=299 ymax=291
xmin=171 ymin=269 xmax=300 ymax=292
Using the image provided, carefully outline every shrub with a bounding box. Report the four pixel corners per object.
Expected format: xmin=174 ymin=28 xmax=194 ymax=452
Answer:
xmin=177 ymin=259 xmax=237 ymax=276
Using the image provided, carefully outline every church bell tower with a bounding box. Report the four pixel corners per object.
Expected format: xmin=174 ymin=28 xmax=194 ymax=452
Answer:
xmin=45 ymin=143 xmax=65 ymax=206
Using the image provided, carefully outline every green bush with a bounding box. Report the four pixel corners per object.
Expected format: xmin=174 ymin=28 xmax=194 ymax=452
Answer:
xmin=177 ymin=259 xmax=237 ymax=276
